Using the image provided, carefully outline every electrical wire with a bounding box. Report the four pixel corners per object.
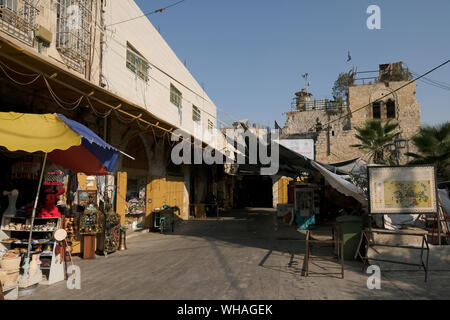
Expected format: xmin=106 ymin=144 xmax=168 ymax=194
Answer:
xmin=43 ymin=77 xmax=85 ymax=111
xmin=415 ymin=76 xmax=450 ymax=92
xmin=403 ymin=64 xmax=450 ymax=92
xmin=103 ymin=40 xmax=234 ymax=128
xmin=0 ymin=62 xmax=41 ymax=85
xmin=86 ymin=96 xmax=112 ymax=118
xmin=0 ymin=56 xmax=216 ymax=149
xmin=94 ymin=7 xmax=242 ymax=127
xmin=47 ymin=2 xmax=222 ymax=121
xmin=106 ymin=0 xmax=187 ymax=27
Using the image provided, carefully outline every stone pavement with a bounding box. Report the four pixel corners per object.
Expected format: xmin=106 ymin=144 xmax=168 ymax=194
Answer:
xmin=22 ymin=208 xmax=450 ymax=300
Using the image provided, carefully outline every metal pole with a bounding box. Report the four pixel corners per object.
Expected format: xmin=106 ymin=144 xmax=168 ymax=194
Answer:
xmin=23 ymin=153 xmax=48 ymax=278
xmin=437 ymin=208 xmax=442 ymax=246
xmin=0 ymin=280 xmax=4 ymax=300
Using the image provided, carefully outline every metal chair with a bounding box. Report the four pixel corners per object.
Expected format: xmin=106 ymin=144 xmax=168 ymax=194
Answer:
xmin=304 ymin=225 xmax=345 ymax=279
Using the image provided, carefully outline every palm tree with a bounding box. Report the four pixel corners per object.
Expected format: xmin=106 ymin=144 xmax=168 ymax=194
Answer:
xmin=406 ymin=122 xmax=450 ymax=182
xmin=351 ymin=119 xmax=400 ymax=164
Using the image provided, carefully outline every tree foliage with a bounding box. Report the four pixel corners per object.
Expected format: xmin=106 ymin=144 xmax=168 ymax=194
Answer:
xmin=332 ymin=70 xmax=355 ymax=100
xmin=351 ymin=120 xmax=400 ymax=165
xmin=406 ymin=122 xmax=450 ymax=182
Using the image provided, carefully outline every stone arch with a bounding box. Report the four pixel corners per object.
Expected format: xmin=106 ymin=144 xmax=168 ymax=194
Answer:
xmin=118 ymin=131 xmax=153 ymax=175
xmin=368 ymin=85 xmax=399 ymax=121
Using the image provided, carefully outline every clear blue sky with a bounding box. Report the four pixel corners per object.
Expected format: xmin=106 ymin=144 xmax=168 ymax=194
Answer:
xmin=136 ymin=0 xmax=450 ymax=128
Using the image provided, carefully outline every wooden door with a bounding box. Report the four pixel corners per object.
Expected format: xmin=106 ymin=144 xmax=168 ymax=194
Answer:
xmin=278 ymin=177 xmax=293 ymax=204
xmin=116 ymin=172 xmax=127 ymax=225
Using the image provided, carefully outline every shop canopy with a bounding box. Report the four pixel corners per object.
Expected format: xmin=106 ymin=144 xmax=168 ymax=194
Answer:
xmin=0 ymin=112 xmax=118 ymax=175
xmin=311 ymin=161 xmax=367 ymax=206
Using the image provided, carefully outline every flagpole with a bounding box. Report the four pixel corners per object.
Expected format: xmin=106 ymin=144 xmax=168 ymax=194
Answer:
xmin=23 ymin=153 xmax=48 ymax=278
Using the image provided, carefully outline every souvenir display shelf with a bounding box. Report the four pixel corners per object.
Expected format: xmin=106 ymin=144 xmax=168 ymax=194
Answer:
xmin=0 ymin=216 xmax=65 ymax=286
xmin=104 ymin=211 xmax=121 ymax=254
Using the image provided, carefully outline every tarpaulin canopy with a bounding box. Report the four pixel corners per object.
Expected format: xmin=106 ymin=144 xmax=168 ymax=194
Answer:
xmin=311 ymin=161 xmax=368 ymax=206
xmin=0 ymin=112 xmax=118 ymax=175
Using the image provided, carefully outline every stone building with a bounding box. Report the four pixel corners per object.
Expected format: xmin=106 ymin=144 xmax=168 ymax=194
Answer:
xmin=282 ymin=62 xmax=422 ymax=164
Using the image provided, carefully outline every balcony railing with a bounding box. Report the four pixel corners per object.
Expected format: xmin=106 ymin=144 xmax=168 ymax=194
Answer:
xmin=291 ymin=98 xmax=348 ymax=111
xmin=0 ymin=0 xmax=39 ymax=45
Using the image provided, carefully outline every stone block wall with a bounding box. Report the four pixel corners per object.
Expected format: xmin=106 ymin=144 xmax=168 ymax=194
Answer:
xmin=283 ymin=81 xmax=422 ymax=164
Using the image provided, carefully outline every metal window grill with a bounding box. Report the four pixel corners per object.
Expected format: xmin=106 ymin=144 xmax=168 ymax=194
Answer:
xmin=56 ymin=0 xmax=94 ymax=73
xmin=291 ymin=98 xmax=349 ymax=111
xmin=170 ymin=83 xmax=182 ymax=108
xmin=192 ymin=105 xmax=201 ymax=122
xmin=0 ymin=0 xmax=39 ymax=45
xmin=126 ymin=42 xmax=149 ymax=82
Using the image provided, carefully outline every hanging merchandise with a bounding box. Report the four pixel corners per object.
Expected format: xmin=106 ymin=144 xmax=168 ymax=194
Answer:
xmin=38 ymin=168 xmax=66 ymax=218
xmin=77 ymin=191 xmax=97 ymax=208
xmin=79 ymin=204 xmax=102 ymax=236
xmin=2 ymin=190 xmax=19 ymax=218
xmin=98 ymin=209 xmax=121 ymax=255
xmin=44 ymin=169 xmax=65 ymax=186
xmin=11 ymin=161 xmax=41 ymax=180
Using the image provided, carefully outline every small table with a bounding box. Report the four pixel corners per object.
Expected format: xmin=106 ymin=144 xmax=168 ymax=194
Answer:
xmin=82 ymin=235 xmax=96 ymax=259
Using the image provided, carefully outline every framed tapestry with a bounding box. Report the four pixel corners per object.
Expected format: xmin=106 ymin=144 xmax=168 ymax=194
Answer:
xmin=368 ymin=165 xmax=438 ymax=215
xmin=77 ymin=190 xmax=98 ymax=207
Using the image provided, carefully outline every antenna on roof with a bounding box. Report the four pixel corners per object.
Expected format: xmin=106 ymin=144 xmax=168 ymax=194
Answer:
xmin=301 ymin=73 xmax=310 ymax=92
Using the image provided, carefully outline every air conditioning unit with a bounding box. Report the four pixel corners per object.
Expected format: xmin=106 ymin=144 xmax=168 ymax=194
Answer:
xmin=35 ymin=25 xmax=52 ymax=45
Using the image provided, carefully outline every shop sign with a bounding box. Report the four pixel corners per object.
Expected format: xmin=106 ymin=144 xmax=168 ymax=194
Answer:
xmin=277 ymin=139 xmax=315 ymax=160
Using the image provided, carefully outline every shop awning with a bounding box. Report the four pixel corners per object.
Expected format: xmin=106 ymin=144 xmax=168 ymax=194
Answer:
xmin=0 ymin=112 xmax=118 ymax=175
xmin=311 ymin=161 xmax=367 ymax=206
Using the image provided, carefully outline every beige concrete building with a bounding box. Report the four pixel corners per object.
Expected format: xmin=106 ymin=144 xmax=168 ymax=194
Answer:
xmin=0 ymin=0 xmax=222 ymax=224
xmin=283 ymin=62 xmax=422 ymax=164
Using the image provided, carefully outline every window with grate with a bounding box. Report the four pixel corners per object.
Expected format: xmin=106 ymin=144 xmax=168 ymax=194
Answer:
xmin=0 ymin=0 xmax=17 ymax=11
xmin=372 ymin=102 xmax=381 ymax=119
xmin=126 ymin=42 xmax=149 ymax=82
xmin=192 ymin=105 xmax=201 ymax=123
xmin=170 ymin=84 xmax=182 ymax=108
xmin=56 ymin=0 xmax=94 ymax=73
xmin=208 ymin=119 xmax=215 ymax=132
xmin=0 ymin=0 xmax=38 ymax=45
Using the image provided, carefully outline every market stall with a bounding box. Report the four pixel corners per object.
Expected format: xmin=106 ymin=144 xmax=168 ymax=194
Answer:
xmin=0 ymin=112 xmax=119 ymax=298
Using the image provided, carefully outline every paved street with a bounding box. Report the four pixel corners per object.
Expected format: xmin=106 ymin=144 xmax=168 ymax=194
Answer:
xmin=23 ymin=209 xmax=450 ymax=300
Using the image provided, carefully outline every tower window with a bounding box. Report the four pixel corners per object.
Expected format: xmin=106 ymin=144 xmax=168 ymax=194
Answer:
xmin=386 ymin=100 xmax=396 ymax=119
xmin=373 ymin=102 xmax=381 ymax=119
